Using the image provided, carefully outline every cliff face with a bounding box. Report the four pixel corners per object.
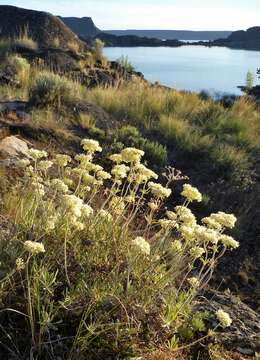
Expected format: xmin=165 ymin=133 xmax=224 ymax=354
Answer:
xmin=60 ymin=17 xmax=100 ymax=38
xmin=0 ymin=5 xmax=84 ymax=49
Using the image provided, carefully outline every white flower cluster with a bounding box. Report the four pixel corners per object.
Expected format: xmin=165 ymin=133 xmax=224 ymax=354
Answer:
xmin=121 ymin=147 xmax=144 ymax=163
xmin=216 ymin=309 xmax=232 ymax=328
xmin=187 ymin=277 xmax=200 ymax=288
xmin=181 ymin=184 xmax=202 ymax=203
xmin=24 ymin=241 xmax=45 ymax=255
xmin=38 ymin=160 xmax=53 ymax=171
xmin=55 ymin=154 xmax=72 ymax=167
xmin=132 ymin=236 xmax=150 ymax=256
xmin=112 ymin=164 xmax=130 ymax=179
xmin=81 ymin=139 xmax=102 ymax=153
xmin=51 ymin=179 xmax=69 ymax=193
xmin=28 ymin=149 xmax=47 ymax=160
xmin=148 ymin=182 xmax=172 ymax=199
xmin=109 ymin=153 xmax=123 ymax=164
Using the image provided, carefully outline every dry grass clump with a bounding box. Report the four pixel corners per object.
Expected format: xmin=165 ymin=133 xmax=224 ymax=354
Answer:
xmin=0 ymin=138 xmax=239 ymax=358
xmin=67 ymin=40 xmax=81 ymax=54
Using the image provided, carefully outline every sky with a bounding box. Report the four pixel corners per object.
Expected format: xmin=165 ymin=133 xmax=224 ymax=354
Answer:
xmin=1 ymin=0 xmax=259 ymax=30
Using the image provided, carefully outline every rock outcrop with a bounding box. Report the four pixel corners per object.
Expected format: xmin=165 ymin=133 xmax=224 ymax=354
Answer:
xmin=0 ymin=135 xmax=29 ymax=159
xmin=196 ymin=290 xmax=260 ymax=356
xmin=0 ymin=5 xmax=85 ymax=50
xmin=60 ymin=16 xmax=100 ymax=38
xmin=210 ymin=27 xmax=260 ymax=51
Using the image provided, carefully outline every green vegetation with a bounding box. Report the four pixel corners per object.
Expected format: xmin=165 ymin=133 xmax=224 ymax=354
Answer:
xmin=117 ymin=55 xmax=135 ymax=72
xmin=92 ymin=38 xmax=105 ymax=63
xmin=0 ymin=39 xmax=11 ymax=60
xmin=246 ymin=70 xmax=254 ymax=90
xmin=0 ymin=43 xmax=258 ymax=358
xmin=85 ymin=83 xmax=260 ymax=182
xmin=0 ymin=139 xmax=238 ymax=358
xmin=28 ymin=72 xmax=79 ymax=109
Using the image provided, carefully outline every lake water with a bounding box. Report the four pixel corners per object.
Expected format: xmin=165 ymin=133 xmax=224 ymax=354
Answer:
xmin=104 ymin=46 xmax=260 ymax=95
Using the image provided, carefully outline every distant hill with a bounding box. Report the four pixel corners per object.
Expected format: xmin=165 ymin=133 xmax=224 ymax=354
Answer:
xmin=60 ymin=17 xmax=100 ymax=38
xmin=105 ymin=30 xmax=232 ymax=41
xmin=0 ymin=5 xmax=84 ymax=49
xmin=96 ymin=32 xmax=182 ymax=47
xmin=213 ymin=27 xmax=260 ymax=50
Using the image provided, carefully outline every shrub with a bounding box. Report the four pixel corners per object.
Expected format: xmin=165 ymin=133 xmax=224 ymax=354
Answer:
xmin=0 ymin=39 xmax=11 ymax=60
xmin=88 ymin=126 xmax=105 ymax=140
xmin=117 ymin=125 xmax=140 ymax=144
xmin=117 ymin=55 xmax=135 ymax=72
xmin=29 ymin=72 xmax=78 ymax=109
xmin=115 ymin=125 xmax=167 ymax=167
xmin=0 ymin=140 xmax=238 ymax=358
xmin=93 ymin=38 xmax=105 ymax=62
xmin=7 ymin=55 xmax=30 ymax=87
xmin=141 ymin=139 xmax=167 ymax=167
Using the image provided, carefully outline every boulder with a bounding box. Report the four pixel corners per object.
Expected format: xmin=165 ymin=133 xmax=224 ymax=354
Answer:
xmin=195 ymin=290 xmax=260 ymax=355
xmin=0 ymin=136 xmax=29 ymax=159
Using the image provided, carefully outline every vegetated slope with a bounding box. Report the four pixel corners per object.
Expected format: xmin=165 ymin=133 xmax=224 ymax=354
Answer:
xmin=60 ymin=16 xmax=100 ymax=38
xmin=0 ymin=42 xmax=259 ymax=358
xmin=0 ymin=5 xmax=84 ymax=49
xmin=106 ymin=29 xmax=232 ymax=41
xmin=83 ymin=84 xmax=260 ymax=308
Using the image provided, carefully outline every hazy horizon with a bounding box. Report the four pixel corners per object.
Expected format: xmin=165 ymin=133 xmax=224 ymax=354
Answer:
xmin=0 ymin=0 xmax=259 ymax=31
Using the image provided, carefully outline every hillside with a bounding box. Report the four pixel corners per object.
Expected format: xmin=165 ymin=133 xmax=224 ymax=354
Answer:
xmin=0 ymin=5 xmax=84 ymax=49
xmin=213 ymin=27 xmax=260 ymax=50
xmin=96 ymin=32 xmax=183 ymax=47
xmin=106 ymin=29 xmax=232 ymax=41
xmin=0 ymin=5 xmax=259 ymax=359
xmin=60 ymin=16 xmax=101 ymax=38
